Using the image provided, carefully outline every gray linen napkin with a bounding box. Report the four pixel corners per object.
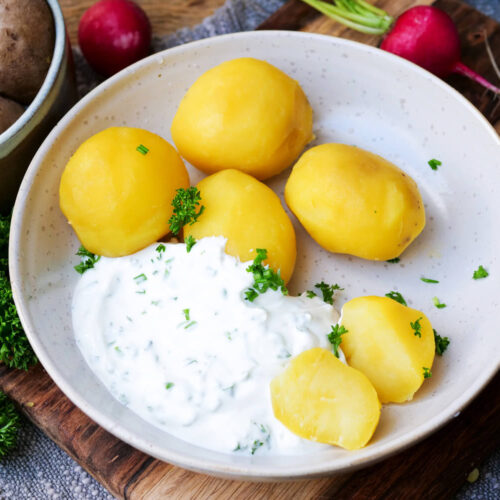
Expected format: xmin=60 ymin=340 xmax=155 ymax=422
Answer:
xmin=1 ymin=0 xmax=499 ymax=498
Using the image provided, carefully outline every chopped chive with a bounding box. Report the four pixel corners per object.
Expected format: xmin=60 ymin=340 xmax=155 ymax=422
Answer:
xmin=423 ymin=367 xmax=432 ymax=378
xmin=183 ymin=308 xmax=190 ymax=321
xmin=184 ymin=321 xmax=196 ymax=329
xmin=136 ymin=144 xmax=149 ymax=155
xmin=421 ymin=277 xmax=439 ymax=284
xmin=428 ymin=159 xmax=442 ymax=171
xmin=432 ymin=297 xmax=446 ymax=309
xmin=165 ymin=382 xmax=174 ymax=390
xmin=386 ymin=257 xmax=400 ymax=263
xmin=134 ymin=273 xmax=147 ymax=284
xmin=385 ymin=291 xmax=407 ymax=306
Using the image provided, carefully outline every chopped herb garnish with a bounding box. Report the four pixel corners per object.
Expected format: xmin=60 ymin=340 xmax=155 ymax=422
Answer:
xmin=327 ymin=324 xmax=348 ymax=358
xmin=185 ymin=235 xmax=196 ymax=253
xmin=184 ymin=321 xmax=196 ymax=329
xmin=0 ymin=391 xmax=21 ymax=457
xmin=473 ymin=265 xmax=489 ymax=280
xmin=136 ymin=144 xmax=149 ymax=155
xmin=168 ymin=187 xmax=205 ymax=236
xmin=183 ymin=308 xmax=190 ymax=321
xmin=434 ymin=329 xmax=450 ymax=355
xmin=423 ymin=367 xmax=432 ymax=378
xmin=305 ymin=290 xmax=317 ymax=298
xmin=387 ymin=257 xmax=400 ymax=263
xmin=136 ymin=290 xmax=146 ymax=295
xmin=432 ymin=297 xmax=447 ymax=309
xmin=165 ymin=382 xmax=174 ymax=390
xmin=385 ymin=291 xmax=407 ymax=306
xmin=156 ymin=244 xmax=165 ymax=253
xmin=428 ymin=159 xmax=442 ymax=171
xmin=421 ymin=277 xmax=439 ymax=284
xmin=74 ymin=246 xmax=100 ymax=274
xmin=313 ymin=281 xmax=343 ymax=305
xmin=114 ymin=346 xmax=121 ymax=353
xmin=251 ymin=440 xmax=264 ymax=455
xmin=410 ymin=317 xmax=423 ymax=337
xmin=245 ymin=249 xmax=287 ymax=302
xmin=134 ymin=273 xmax=147 ymax=284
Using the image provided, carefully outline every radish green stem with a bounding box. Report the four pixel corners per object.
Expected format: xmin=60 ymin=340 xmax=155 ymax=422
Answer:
xmin=301 ymin=0 xmax=394 ymax=35
xmin=453 ymin=61 xmax=500 ymax=94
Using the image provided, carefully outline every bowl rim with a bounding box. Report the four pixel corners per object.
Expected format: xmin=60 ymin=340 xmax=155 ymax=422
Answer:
xmin=9 ymin=30 xmax=500 ymax=479
xmin=0 ymin=0 xmax=67 ymax=151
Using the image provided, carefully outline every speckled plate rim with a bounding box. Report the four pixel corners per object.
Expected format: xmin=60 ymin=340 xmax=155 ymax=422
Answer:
xmin=10 ymin=31 xmax=500 ymax=480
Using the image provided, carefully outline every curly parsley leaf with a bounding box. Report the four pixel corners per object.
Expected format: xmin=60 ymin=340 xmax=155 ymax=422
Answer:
xmin=385 ymin=291 xmax=407 ymax=306
xmin=410 ymin=317 xmax=423 ymax=338
xmin=0 ymin=391 xmax=21 ymax=458
xmin=434 ymin=329 xmax=450 ymax=355
xmin=428 ymin=159 xmax=442 ymax=171
xmin=305 ymin=290 xmax=317 ymax=298
xmin=313 ymin=281 xmax=343 ymax=305
xmin=327 ymin=324 xmax=348 ymax=358
xmin=74 ymin=246 xmax=100 ymax=274
xmin=245 ymin=249 xmax=287 ymax=302
xmin=473 ymin=265 xmax=489 ymax=280
xmin=168 ymin=187 xmax=205 ymax=236
xmin=423 ymin=367 xmax=432 ymax=379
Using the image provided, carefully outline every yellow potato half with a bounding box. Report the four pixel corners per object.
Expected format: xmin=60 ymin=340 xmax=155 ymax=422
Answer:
xmin=271 ymin=348 xmax=380 ymax=450
xmin=340 ymin=296 xmax=435 ymax=403
xmin=171 ymin=57 xmax=313 ymax=180
xmin=60 ymin=127 xmax=189 ymax=256
xmin=285 ymin=144 xmax=425 ymax=260
xmin=184 ymin=169 xmax=296 ymax=283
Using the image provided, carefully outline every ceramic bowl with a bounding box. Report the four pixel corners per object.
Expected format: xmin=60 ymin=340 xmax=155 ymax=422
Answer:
xmin=10 ymin=31 xmax=500 ymax=480
xmin=0 ymin=0 xmax=78 ymax=213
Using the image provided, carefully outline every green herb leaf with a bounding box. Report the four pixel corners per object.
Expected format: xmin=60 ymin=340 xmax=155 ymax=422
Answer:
xmin=410 ymin=317 xmax=423 ymax=337
xmin=0 ymin=391 xmax=21 ymax=457
xmin=245 ymin=249 xmax=287 ymax=302
xmin=423 ymin=367 xmax=432 ymax=379
xmin=428 ymin=159 xmax=442 ymax=171
xmin=184 ymin=321 xmax=196 ymax=329
xmin=185 ymin=235 xmax=196 ymax=253
xmin=385 ymin=291 xmax=407 ymax=306
xmin=327 ymin=324 xmax=348 ymax=358
xmin=420 ymin=277 xmax=439 ymax=284
xmin=134 ymin=273 xmax=147 ymax=284
xmin=136 ymin=144 xmax=149 ymax=155
xmin=305 ymin=290 xmax=317 ymax=298
xmin=74 ymin=246 xmax=100 ymax=274
xmin=314 ymin=281 xmax=343 ymax=305
xmin=156 ymin=244 xmax=166 ymax=253
xmin=434 ymin=329 xmax=450 ymax=355
xmin=168 ymin=187 xmax=205 ymax=236
xmin=473 ymin=265 xmax=489 ymax=280
xmin=165 ymin=382 xmax=174 ymax=390
xmin=432 ymin=297 xmax=447 ymax=309
xmin=386 ymin=257 xmax=400 ymax=263
xmin=183 ymin=308 xmax=190 ymax=321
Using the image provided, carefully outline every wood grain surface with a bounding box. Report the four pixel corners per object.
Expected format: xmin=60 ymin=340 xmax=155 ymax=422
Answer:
xmin=2 ymin=0 xmax=499 ymax=498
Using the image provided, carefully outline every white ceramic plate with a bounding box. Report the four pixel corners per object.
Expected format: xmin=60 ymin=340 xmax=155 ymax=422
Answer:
xmin=10 ymin=31 xmax=500 ymax=480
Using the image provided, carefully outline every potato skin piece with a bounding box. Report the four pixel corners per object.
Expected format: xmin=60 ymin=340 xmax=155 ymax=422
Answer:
xmin=184 ymin=169 xmax=296 ymax=283
xmin=285 ymin=143 xmax=425 ymax=261
xmin=0 ymin=95 xmax=24 ymax=133
xmin=171 ymin=57 xmax=313 ymax=180
xmin=271 ymin=347 xmax=381 ymax=450
xmin=0 ymin=0 xmax=55 ymax=103
xmin=59 ymin=127 xmax=189 ymax=257
xmin=340 ymin=296 xmax=435 ymax=403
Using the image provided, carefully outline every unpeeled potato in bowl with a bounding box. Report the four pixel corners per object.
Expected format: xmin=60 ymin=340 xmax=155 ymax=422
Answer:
xmin=184 ymin=169 xmax=296 ymax=283
xmin=60 ymin=127 xmax=189 ymax=257
xmin=285 ymin=143 xmax=425 ymax=261
xmin=171 ymin=57 xmax=313 ymax=180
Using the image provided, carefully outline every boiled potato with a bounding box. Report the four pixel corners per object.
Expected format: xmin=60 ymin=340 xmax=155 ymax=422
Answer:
xmin=271 ymin=348 xmax=380 ymax=450
xmin=285 ymin=144 xmax=425 ymax=261
xmin=0 ymin=0 xmax=55 ymax=103
xmin=171 ymin=57 xmax=313 ymax=180
xmin=184 ymin=169 xmax=296 ymax=283
xmin=340 ymin=296 xmax=435 ymax=403
xmin=0 ymin=96 xmax=24 ymax=133
xmin=60 ymin=127 xmax=189 ymax=257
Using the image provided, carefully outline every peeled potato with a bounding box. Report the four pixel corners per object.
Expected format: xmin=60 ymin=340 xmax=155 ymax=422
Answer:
xmin=184 ymin=169 xmax=296 ymax=283
xmin=60 ymin=127 xmax=189 ymax=256
xmin=171 ymin=57 xmax=313 ymax=180
xmin=285 ymin=144 xmax=425 ymax=261
xmin=271 ymin=348 xmax=380 ymax=450
xmin=340 ymin=296 xmax=435 ymax=403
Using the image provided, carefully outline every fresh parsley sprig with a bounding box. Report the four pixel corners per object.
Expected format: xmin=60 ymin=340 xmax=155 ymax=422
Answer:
xmin=0 ymin=391 xmax=20 ymax=457
xmin=74 ymin=246 xmax=100 ymax=274
xmin=168 ymin=187 xmax=205 ymax=236
xmin=245 ymin=249 xmax=287 ymax=302
xmin=307 ymin=281 xmax=343 ymax=305
xmin=410 ymin=317 xmax=423 ymax=337
xmin=434 ymin=329 xmax=450 ymax=355
xmin=473 ymin=265 xmax=489 ymax=280
xmin=423 ymin=367 xmax=432 ymax=379
xmin=327 ymin=324 xmax=348 ymax=358
xmin=185 ymin=235 xmax=196 ymax=253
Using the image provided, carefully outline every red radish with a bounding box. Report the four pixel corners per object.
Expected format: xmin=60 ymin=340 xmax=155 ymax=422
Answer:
xmin=78 ymin=0 xmax=151 ymax=76
xmin=381 ymin=6 xmax=500 ymax=93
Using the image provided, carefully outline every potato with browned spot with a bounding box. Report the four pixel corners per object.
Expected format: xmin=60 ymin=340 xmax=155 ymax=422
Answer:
xmin=340 ymin=296 xmax=435 ymax=403
xmin=285 ymin=144 xmax=425 ymax=261
xmin=184 ymin=169 xmax=296 ymax=283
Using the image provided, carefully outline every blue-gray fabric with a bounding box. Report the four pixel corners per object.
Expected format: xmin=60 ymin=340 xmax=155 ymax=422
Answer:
xmin=1 ymin=0 xmax=499 ymax=498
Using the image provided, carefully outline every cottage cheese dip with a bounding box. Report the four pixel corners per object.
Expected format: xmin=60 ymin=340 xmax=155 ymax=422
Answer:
xmin=73 ymin=236 xmax=342 ymax=455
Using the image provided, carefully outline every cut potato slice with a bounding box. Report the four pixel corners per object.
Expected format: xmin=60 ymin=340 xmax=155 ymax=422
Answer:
xmin=341 ymin=296 xmax=435 ymax=403
xmin=270 ymin=347 xmax=381 ymax=450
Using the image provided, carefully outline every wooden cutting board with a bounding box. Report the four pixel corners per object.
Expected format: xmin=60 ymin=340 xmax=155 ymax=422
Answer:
xmin=2 ymin=0 xmax=500 ymax=498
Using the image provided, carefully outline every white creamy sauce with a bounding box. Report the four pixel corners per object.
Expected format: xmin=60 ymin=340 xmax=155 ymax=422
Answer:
xmin=73 ymin=237 xmax=343 ymax=455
